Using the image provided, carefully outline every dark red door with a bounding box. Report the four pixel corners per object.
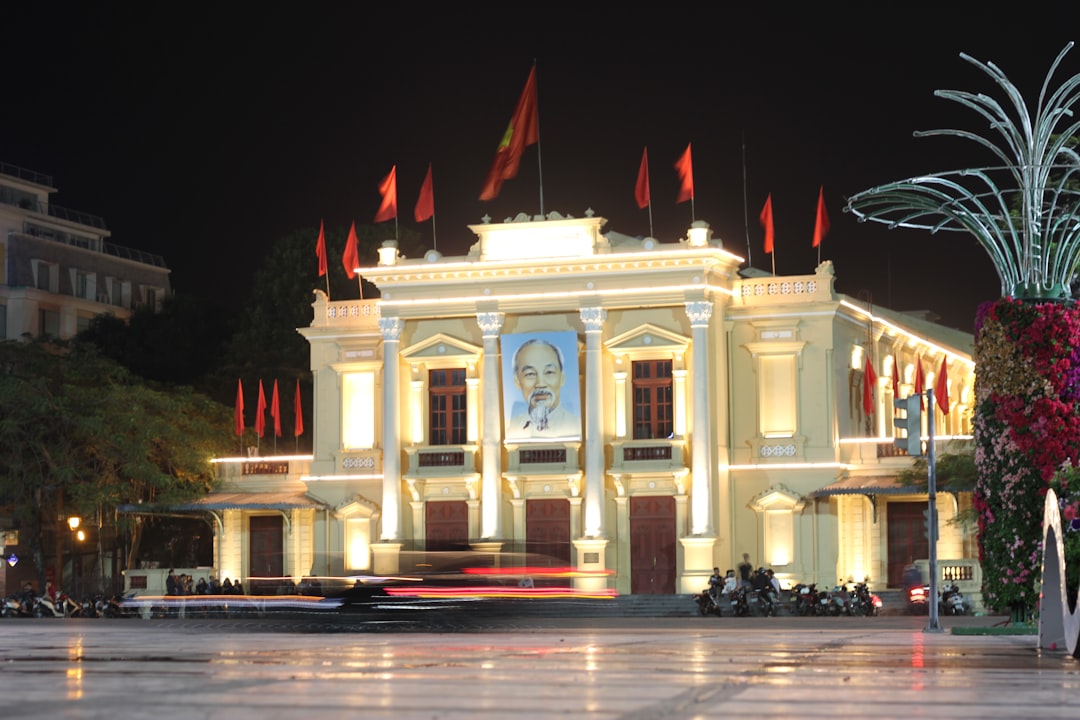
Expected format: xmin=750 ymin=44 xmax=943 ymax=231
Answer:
xmin=886 ymin=502 xmax=930 ymax=587
xmin=526 ymin=498 xmax=571 ymax=565
xmin=425 ymin=500 xmax=469 ymax=552
xmin=249 ymin=515 xmax=283 ymax=594
xmin=630 ymin=496 xmax=676 ymax=594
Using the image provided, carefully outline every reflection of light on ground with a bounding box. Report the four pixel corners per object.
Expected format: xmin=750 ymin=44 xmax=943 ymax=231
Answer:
xmin=66 ymin=635 xmax=83 ymax=699
xmin=911 ymin=632 xmax=925 ymax=691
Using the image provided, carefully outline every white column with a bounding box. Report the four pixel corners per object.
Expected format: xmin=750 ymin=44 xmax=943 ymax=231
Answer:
xmin=580 ymin=307 xmax=606 ymax=538
xmin=477 ymin=312 xmax=505 ymax=539
xmin=685 ymin=301 xmax=713 ymax=536
xmin=613 ymin=365 xmax=627 ymax=439
xmin=378 ymin=316 xmax=404 ymax=540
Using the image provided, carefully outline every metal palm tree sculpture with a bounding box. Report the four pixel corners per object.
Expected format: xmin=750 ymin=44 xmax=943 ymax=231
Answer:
xmin=847 ymin=43 xmax=1080 ymax=303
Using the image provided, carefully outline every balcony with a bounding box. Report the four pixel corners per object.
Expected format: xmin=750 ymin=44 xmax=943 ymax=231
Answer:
xmin=404 ymin=445 xmax=479 ymax=478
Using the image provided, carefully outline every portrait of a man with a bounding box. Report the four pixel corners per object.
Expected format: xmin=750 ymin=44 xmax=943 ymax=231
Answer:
xmin=502 ymin=332 xmax=581 ymax=440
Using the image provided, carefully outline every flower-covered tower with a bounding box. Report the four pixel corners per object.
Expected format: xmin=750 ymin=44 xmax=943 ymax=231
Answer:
xmin=846 ymin=44 xmax=1080 ymax=616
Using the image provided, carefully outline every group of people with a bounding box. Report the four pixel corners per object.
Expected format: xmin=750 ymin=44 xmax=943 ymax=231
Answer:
xmin=165 ymin=569 xmax=244 ymax=596
xmin=708 ymin=553 xmax=783 ymax=608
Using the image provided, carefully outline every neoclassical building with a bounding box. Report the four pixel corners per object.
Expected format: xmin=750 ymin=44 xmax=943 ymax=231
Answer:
xmin=166 ymin=211 xmax=978 ymax=601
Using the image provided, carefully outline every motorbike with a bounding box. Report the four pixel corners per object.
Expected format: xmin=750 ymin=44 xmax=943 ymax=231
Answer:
xmin=33 ymin=593 xmax=69 ymax=618
xmin=940 ymin=582 xmax=968 ymax=616
xmin=849 ymin=581 xmax=881 ymax=616
xmin=695 ymin=587 xmax=724 ymax=617
xmin=790 ymin=583 xmax=820 ymax=616
xmin=825 ymin=584 xmax=852 ymax=616
xmin=729 ymin=586 xmax=752 ymax=617
xmin=906 ymin=584 xmax=930 ymax=614
xmin=753 ymin=586 xmax=779 ymax=616
xmin=1 ymin=594 xmax=33 ymax=618
xmin=99 ymin=590 xmax=138 ymax=618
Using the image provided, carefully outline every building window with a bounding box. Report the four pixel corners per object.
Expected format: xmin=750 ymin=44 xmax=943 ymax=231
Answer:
xmin=74 ymin=270 xmax=90 ymax=300
xmin=759 ymin=354 xmax=797 ymax=437
xmin=342 ymin=371 xmax=376 ymax=450
xmin=35 ymin=262 xmax=54 ymax=292
xmin=632 ymin=359 xmax=673 ymax=439
xmin=429 ymin=368 xmax=466 ymax=445
xmin=345 ymin=517 xmax=371 ymax=571
xmin=38 ymin=308 xmax=60 ymax=339
xmin=111 ymin=278 xmax=124 ymax=307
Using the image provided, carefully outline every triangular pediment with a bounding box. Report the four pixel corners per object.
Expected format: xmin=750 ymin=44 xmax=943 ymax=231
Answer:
xmin=605 ymin=323 xmax=689 ymax=354
xmin=749 ymin=484 xmax=805 ymax=512
xmin=401 ymin=333 xmax=482 ymax=361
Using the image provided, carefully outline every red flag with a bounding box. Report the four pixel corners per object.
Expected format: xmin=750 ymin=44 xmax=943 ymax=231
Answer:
xmin=635 ymin=147 xmax=650 ymax=209
xmin=863 ymin=356 xmax=877 ymax=416
xmin=374 ymin=165 xmax=397 ymax=223
xmin=271 ymin=379 xmax=281 ymax=438
xmin=342 ymin=222 xmax=360 ymax=280
xmin=813 ymin=185 xmax=830 ymax=248
xmin=913 ymin=355 xmax=926 ymax=411
xmin=479 ymin=64 xmax=539 ymax=201
xmin=315 ymin=219 xmax=327 ymax=277
xmin=674 ymin=143 xmax=694 ymax=203
xmin=891 ymin=358 xmax=900 ymax=399
xmin=294 ymin=379 xmax=304 ymax=438
xmin=234 ymin=379 xmax=244 ymax=437
xmin=760 ymin=194 xmax=775 ymax=254
xmin=415 ymin=163 xmax=434 ymax=222
xmin=936 ymin=357 xmax=950 ymax=415
xmin=255 ymin=380 xmax=267 ymax=438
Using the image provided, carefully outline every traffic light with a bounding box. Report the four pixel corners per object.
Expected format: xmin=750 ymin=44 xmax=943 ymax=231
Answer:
xmin=893 ymin=394 xmax=923 ymax=457
xmin=923 ymin=506 xmax=937 ymax=542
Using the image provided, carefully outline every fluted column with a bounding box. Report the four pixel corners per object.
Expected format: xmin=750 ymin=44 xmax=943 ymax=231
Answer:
xmin=580 ymin=307 xmax=606 ymax=537
xmin=685 ymin=301 xmax=714 ymax=535
xmin=477 ymin=312 xmax=505 ymax=539
xmin=378 ymin=316 xmax=404 ymax=540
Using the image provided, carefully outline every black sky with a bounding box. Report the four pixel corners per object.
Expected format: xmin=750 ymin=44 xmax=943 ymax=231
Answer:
xmin=6 ymin=4 xmax=1078 ymax=331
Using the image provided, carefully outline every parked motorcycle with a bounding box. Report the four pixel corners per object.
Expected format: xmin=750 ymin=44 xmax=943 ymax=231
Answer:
xmin=940 ymin=582 xmax=968 ymax=616
xmin=729 ymin=586 xmax=752 ymax=617
xmin=33 ymin=593 xmax=69 ymax=618
xmin=1 ymin=594 xmax=32 ymax=618
xmin=695 ymin=588 xmax=724 ymax=617
xmin=790 ymin=583 xmax=821 ymax=616
xmin=849 ymin=581 xmax=881 ymax=616
xmin=825 ymin=584 xmax=852 ymax=616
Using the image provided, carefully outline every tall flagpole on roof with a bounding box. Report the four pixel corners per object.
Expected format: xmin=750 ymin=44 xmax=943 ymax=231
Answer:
xmin=742 ymin=132 xmax=754 ymax=270
xmin=533 ymin=58 xmax=544 ymax=218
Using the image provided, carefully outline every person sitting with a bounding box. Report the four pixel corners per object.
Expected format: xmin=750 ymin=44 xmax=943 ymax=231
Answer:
xmin=707 ymin=567 xmax=723 ymax=599
xmin=722 ymin=570 xmax=738 ymax=595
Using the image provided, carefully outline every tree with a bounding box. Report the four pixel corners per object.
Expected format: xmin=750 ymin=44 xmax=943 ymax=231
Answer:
xmin=0 ymin=339 xmax=235 ymax=592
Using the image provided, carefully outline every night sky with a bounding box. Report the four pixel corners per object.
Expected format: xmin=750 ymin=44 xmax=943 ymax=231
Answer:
xmin=6 ymin=5 xmax=1077 ymax=332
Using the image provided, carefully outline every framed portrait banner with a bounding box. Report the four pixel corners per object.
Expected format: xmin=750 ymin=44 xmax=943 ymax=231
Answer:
xmin=501 ymin=331 xmax=581 ymax=441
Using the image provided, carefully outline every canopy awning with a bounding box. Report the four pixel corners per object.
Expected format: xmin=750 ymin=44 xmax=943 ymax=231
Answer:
xmin=118 ymin=492 xmax=329 ymax=513
xmin=810 ymin=476 xmax=922 ymax=498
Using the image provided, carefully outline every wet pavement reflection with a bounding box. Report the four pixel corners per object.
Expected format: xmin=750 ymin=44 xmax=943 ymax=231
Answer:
xmin=0 ymin=614 xmax=1076 ymax=719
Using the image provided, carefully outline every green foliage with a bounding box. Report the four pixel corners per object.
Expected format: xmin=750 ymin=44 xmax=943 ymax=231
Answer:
xmin=0 ymin=339 xmax=235 ymax=588
xmin=895 ymin=450 xmax=977 ymax=493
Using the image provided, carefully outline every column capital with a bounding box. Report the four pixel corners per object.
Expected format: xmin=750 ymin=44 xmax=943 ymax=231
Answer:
xmin=684 ymin=301 xmax=713 ymax=327
xmin=579 ymin=307 xmax=607 ymax=332
xmin=378 ymin=316 xmax=404 ymax=341
xmin=476 ymin=312 xmax=505 ymax=337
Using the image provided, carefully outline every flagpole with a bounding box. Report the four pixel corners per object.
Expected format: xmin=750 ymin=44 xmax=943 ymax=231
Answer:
xmin=647 ymin=200 xmax=654 ymax=240
xmin=533 ymin=58 xmax=544 ymax=218
xmin=742 ymin=133 xmax=754 ymax=269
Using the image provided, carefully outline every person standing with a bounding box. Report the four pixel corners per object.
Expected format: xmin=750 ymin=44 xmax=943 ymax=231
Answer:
xmin=737 ymin=553 xmax=753 ymax=589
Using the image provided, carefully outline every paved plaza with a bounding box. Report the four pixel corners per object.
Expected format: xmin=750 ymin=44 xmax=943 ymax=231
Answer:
xmin=0 ymin=614 xmax=1075 ymax=719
